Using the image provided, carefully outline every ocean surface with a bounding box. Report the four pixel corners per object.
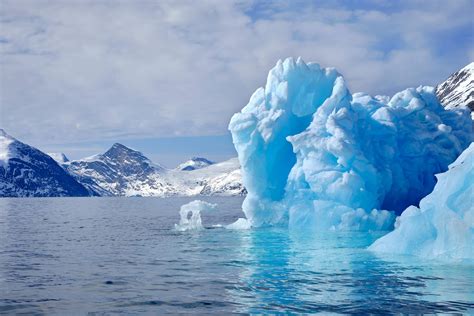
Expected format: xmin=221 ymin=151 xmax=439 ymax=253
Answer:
xmin=0 ymin=197 xmax=473 ymax=314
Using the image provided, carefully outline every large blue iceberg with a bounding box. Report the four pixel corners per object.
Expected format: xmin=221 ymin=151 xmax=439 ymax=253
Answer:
xmin=229 ymin=57 xmax=472 ymax=231
xmin=370 ymin=143 xmax=473 ymax=261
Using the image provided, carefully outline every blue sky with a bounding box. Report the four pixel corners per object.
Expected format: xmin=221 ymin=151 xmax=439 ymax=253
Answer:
xmin=0 ymin=0 xmax=473 ymax=166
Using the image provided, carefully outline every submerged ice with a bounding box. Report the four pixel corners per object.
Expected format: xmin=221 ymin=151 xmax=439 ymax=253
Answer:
xmin=229 ymin=57 xmax=472 ymax=231
xmin=370 ymin=143 xmax=474 ymax=261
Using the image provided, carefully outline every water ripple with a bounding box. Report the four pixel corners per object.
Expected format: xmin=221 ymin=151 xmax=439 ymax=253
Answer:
xmin=0 ymin=197 xmax=472 ymax=314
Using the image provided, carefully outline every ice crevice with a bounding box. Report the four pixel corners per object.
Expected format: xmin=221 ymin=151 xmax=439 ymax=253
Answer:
xmin=369 ymin=143 xmax=474 ymax=261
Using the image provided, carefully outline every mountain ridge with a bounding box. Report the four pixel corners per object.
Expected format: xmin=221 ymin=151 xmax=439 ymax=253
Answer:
xmin=63 ymin=143 xmax=243 ymax=197
xmin=176 ymin=157 xmax=214 ymax=171
xmin=0 ymin=129 xmax=90 ymax=197
xmin=65 ymin=143 xmax=174 ymax=196
xmin=436 ymin=62 xmax=473 ymax=111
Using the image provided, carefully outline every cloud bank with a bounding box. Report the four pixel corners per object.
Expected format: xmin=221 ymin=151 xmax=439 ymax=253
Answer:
xmin=1 ymin=0 xmax=472 ymax=146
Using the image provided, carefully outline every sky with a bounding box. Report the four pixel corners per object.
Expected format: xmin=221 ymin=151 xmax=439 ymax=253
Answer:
xmin=0 ymin=0 xmax=473 ymax=167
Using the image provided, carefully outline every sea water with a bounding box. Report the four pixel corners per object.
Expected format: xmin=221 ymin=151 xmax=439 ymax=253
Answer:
xmin=0 ymin=197 xmax=472 ymax=314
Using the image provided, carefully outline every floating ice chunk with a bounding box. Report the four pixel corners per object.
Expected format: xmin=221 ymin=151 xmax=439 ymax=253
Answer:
xmin=174 ymin=200 xmax=217 ymax=231
xmin=229 ymin=57 xmax=472 ymax=231
xmin=226 ymin=218 xmax=252 ymax=230
xmin=370 ymin=143 xmax=474 ymax=261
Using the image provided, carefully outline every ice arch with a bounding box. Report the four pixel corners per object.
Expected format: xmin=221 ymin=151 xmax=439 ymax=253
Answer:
xmin=229 ymin=58 xmax=349 ymax=226
xmin=229 ymin=57 xmax=472 ymax=231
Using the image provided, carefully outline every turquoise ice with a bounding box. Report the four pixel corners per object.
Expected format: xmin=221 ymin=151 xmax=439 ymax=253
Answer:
xmin=229 ymin=57 xmax=472 ymax=231
xmin=370 ymin=143 xmax=473 ymax=261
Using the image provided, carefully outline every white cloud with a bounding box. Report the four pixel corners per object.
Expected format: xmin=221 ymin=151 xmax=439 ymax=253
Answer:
xmin=0 ymin=0 xmax=472 ymax=146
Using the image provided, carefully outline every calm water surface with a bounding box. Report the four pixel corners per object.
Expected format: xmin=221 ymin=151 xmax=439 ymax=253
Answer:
xmin=0 ymin=197 xmax=473 ymax=314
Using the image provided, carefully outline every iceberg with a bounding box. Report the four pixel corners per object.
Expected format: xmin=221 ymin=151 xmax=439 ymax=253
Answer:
xmin=229 ymin=57 xmax=472 ymax=231
xmin=174 ymin=200 xmax=217 ymax=231
xmin=369 ymin=143 xmax=474 ymax=261
xmin=175 ymin=201 xmax=251 ymax=231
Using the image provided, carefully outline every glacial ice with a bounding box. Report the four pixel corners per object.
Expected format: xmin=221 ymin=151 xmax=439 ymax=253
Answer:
xmin=226 ymin=218 xmax=252 ymax=230
xmin=370 ymin=143 xmax=474 ymax=261
xmin=229 ymin=57 xmax=472 ymax=231
xmin=175 ymin=201 xmax=251 ymax=231
xmin=174 ymin=200 xmax=217 ymax=231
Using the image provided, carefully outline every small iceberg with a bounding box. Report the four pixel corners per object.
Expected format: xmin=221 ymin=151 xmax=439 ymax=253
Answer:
xmin=175 ymin=200 xmax=252 ymax=231
xmin=174 ymin=200 xmax=217 ymax=231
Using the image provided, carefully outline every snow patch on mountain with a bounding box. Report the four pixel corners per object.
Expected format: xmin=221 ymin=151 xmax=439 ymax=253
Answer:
xmin=176 ymin=157 xmax=214 ymax=171
xmin=47 ymin=152 xmax=70 ymax=164
xmin=436 ymin=62 xmax=473 ymax=111
xmin=0 ymin=129 xmax=14 ymax=168
xmin=165 ymin=157 xmax=245 ymax=196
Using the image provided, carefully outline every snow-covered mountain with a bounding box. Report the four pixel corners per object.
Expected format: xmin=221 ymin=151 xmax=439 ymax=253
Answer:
xmin=65 ymin=143 xmax=177 ymax=197
xmin=176 ymin=157 xmax=214 ymax=171
xmin=166 ymin=158 xmax=246 ymax=196
xmin=436 ymin=62 xmax=473 ymax=111
xmin=0 ymin=130 xmax=244 ymax=197
xmin=48 ymin=152 xmax=70 ymax=164
xmin=0 ymin=129 xmax=90 ymax=197
xmin=66 ymin=142 xmax=244 ymax=197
